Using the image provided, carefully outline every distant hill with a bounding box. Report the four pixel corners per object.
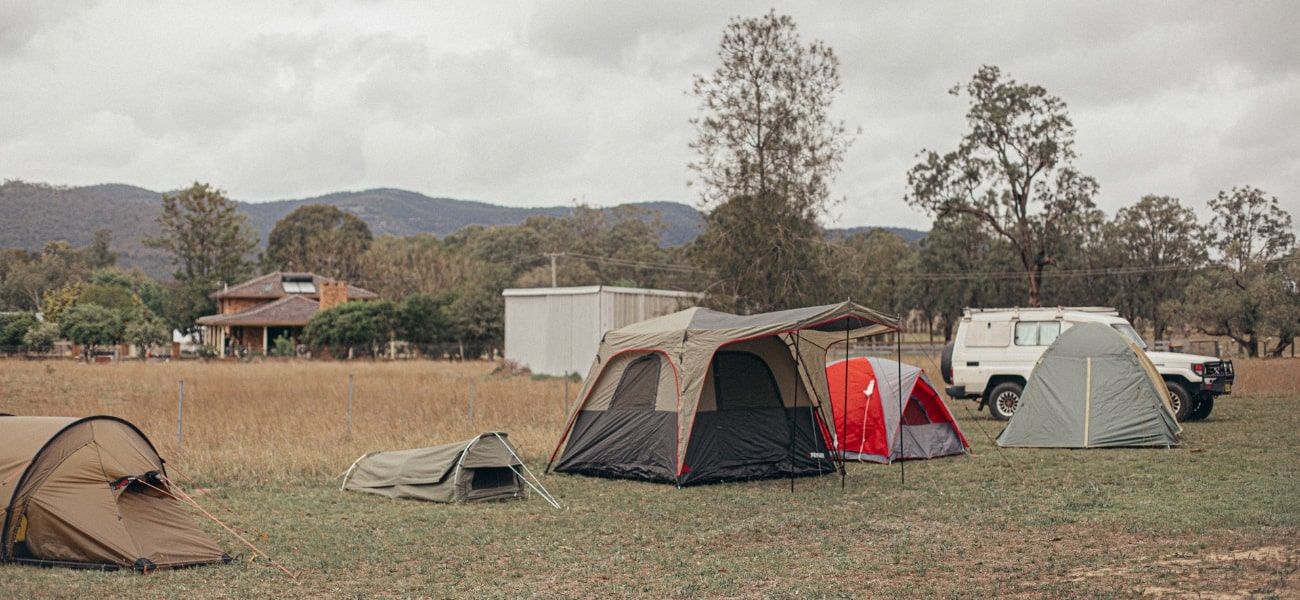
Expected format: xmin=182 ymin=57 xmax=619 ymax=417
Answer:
xmin=831 ymin=225 xmax=928 ymax=245
xmin=237 ymin=190 xmax=708 ymax=247
xmin=0 ymin=180 xmax=926 ymax=279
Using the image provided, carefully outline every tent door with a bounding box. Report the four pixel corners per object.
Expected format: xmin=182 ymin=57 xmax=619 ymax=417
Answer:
xmin=470 ymin=467 xmax=516 ymax=490
xmin=681 ymin=350 xmax=831 ymax=484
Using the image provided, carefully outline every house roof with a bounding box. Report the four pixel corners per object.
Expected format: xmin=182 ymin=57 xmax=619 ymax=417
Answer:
xmin=196 ymin=295 xmax=323 ymax=327
xmin=209 ymin=272 xmax=378 ymax=300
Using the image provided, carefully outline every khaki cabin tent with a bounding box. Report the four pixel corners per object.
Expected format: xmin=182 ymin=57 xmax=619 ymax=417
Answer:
xmin=341 ymin=433 xmax=528 ymax=503
xmin=548 ymin=301 xmax=899 ymax=486
xmin=997 ymin=322 xmax=1182 ymax=448
xmin=0 ymin=415 xmax=229 ymax=571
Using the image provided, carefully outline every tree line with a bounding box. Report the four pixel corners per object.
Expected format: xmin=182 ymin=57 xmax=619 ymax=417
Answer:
xmin=1 ymin=11 xmax=1295 ymax=359
xmin=678 ymin=11 xmax=1297 ymax=357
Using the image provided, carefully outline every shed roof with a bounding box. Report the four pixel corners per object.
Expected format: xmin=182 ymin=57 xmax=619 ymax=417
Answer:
xmin=502 ymin=285 xmax=701 ymax=298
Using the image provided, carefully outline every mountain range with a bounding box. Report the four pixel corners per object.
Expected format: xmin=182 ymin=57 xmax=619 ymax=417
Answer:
xmin=0 ymin=180 xmax=926 ymax=280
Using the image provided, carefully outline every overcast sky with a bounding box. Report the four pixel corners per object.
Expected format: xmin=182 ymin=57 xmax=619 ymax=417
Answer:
xmin=2 ymin=1 xmax=1297 ymax=230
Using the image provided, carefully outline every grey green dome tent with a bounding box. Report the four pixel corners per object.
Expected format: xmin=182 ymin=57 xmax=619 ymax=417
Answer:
xmin=997 ymin=322 xmax=1181 ymax=448
xmin=342 ymin=432 xmax=558 ymax=505
xmin=547 ymin=301 xmax=899 ymax=486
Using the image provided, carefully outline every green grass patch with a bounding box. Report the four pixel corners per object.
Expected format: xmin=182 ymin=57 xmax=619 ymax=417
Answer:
xmin=2 ymin=394 xmax=1296 ymax=598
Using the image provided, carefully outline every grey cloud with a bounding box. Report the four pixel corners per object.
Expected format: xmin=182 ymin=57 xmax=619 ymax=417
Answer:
xmin=0 ymin=1 xmax=1296 ymax=229
xmin=526 ymin=1 xmax=729 ymax=71
xmin=0 ymin=1 xmax=98 ymax=56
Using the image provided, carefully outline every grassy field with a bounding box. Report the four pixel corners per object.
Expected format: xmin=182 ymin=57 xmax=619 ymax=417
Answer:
xmin=0 ymin=358 xmax=1297 ymax=598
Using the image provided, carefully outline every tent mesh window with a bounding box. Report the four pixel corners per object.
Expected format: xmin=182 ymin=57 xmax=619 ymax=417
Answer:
xmin=470 ymin=467 xmax=516 ymax=490
xmin=901 ymin=397 xmax=933 ymax=425
xmin=712 ymin=351 xmax=782 ymax=410
xmin=608 ymin=354 xmax=661 ymax=411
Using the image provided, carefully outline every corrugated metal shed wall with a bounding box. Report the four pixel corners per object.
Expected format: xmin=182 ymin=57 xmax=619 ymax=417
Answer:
xmin=504 ymin=287 xmax=698 ymax=377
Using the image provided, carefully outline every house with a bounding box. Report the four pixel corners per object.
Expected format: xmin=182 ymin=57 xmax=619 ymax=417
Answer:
xmin=196 ymin=272 xmax=378 ymax=357
xmin=502 ymin=286 xmax=701 ymax=376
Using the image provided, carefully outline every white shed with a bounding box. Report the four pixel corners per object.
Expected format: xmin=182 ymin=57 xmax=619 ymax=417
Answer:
xmin=503 ymin=286 xmax=702 ymax=376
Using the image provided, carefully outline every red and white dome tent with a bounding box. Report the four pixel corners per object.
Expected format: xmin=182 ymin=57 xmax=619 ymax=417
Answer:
xmin=825 ymin=357 xmax=970 ymax=463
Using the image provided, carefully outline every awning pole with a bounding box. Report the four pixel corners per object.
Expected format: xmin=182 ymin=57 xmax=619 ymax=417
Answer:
xmin=897 ymin=314 xmax=905 ymax=486
xmin=841 ymin=308 xmax=850 ymax=490
xmin=787 ymin=333 xmax=800 ymax=492
xmin=491 ymin=433 xmax=562 ymax=509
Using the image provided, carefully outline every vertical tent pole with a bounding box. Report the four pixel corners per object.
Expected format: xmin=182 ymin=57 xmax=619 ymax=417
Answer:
xmin=789 ymin=336 xmax=842 ymax=481
xmin=841 ymin=312 xmax=850 ymax=490
xmin=787 ymin=333 xmax=800 ymax=492
xmin=897 ymin=315 xmax=905 ymax=486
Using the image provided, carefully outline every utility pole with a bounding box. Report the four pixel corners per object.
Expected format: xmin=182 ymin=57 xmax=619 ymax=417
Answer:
xmin=544 ymin=252 xmax=563 ymax=287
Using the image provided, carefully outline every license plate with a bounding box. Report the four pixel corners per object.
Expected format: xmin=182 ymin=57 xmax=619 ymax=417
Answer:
xmin=1224 ymin=384 xmax=1231 ymax=393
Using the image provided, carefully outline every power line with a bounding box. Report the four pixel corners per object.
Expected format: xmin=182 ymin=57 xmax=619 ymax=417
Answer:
xmin=891 ymin=256 xmax=1300 ymax=282
xmin=543 ymin=252 xmax=1298 ymax=283
xmin=560 ymin=252 xmax=707 ymax=274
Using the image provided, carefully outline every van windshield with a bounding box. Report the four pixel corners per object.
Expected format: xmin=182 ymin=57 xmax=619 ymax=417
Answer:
xmin=1112 ymin=323 xmax=1148 ymax=350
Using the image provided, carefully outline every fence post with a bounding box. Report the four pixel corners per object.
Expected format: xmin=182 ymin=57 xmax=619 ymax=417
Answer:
xmin=468 ymin=380 xmax=476 ymax=429
xmin=347 ymin=373 xmax=354 ymax=438
xmin=176 ymin=380 xmax=184 ymax=445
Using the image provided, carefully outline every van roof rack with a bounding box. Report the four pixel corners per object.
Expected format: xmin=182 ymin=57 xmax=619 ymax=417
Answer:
xmin=963 ymin=306 xmax=1118 ymax=316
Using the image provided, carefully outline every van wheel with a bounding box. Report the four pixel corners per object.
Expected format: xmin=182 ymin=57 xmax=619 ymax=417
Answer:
xmin=1186 ymin=395 xmax=1214 ymax=421
xmin=1165 ymin=381 xmax=1193 ymax=421
xmin=988 ymin=382 xmax=1023 ymax=421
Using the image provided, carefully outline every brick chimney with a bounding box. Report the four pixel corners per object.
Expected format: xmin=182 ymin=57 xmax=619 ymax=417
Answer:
xmin=319 ymin=279 xmax=349 ymax=311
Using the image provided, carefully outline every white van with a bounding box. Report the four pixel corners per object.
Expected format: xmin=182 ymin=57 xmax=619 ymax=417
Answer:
xmin=940 ymin=307 xmax=1234 ymax=421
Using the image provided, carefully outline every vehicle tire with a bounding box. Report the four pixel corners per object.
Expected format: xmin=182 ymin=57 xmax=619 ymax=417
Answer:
xmin=1186 ymin=394 xmax=1214 ymax=421
xmin=1165 ymin=380 xmax=1194 ymax=421
xmin=987 ymin=381 xmax=1023 ymax=421
xmin=940 ymin=342 xmax=955 ymax=385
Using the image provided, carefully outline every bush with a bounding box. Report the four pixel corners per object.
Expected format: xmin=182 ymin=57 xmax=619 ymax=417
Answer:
xmin=398 ymin=293 xmax=452 ymax=353
xmin=1 ymin=313 xmax=38 ymax=346
xmin=271 ymin=334 xmax=295 ymax=357
xmin=303 ymin=300 xmax=398 ymax=358
xmin=123 ymin=309 xmax=169 ymax=359
xmin=22 ymin=322 xmax=59 ymax=353
xmin=59 ymin=304 xmax=124 ymax=358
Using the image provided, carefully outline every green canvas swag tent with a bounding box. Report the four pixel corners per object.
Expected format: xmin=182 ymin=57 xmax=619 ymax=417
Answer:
xmin=548 ymin=301 xmax=899 ymax=486
xmin=0 ymin=415 xmax=229 ymax=571
xmin=342 ymin=433 xmax=535 ymax=503
xmin=997 ymin=322 xmax=1182 ymax=448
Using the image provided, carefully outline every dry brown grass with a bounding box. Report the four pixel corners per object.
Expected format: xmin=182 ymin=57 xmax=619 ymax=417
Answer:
xmin=1232 ymin=357 xmax=1300 ymax=398
xmin=0 ymin=359 xmax=573 ymax=484
xmin=2 ymin=355 xmax=1294 ymax=485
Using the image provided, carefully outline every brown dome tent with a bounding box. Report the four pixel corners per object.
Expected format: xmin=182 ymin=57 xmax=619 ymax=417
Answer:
xmin=0 ymin=415 xmax=229 ymax=571
xmin=548 ymin=301 xmax=899 ymax=486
